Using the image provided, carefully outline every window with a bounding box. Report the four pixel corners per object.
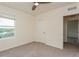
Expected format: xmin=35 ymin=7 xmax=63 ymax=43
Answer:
xmin=0 ymin=16 xmax=15 ymax=38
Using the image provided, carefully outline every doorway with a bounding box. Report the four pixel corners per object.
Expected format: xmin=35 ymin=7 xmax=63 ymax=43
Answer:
xmin=64 ymin=14 xmax=79 ymax=46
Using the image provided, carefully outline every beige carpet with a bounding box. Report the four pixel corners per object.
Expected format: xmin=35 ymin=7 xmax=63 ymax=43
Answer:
xmin=0 ymin=42 xmax=79 ymax=57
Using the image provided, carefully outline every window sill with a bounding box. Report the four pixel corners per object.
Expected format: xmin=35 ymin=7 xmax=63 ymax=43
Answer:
xmin=0 ymin=37 xmax=15 ymax=40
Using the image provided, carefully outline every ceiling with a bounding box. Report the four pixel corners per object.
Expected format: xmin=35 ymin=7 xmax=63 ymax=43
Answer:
xmin=0 ymin=2 xmax=76 ymax=15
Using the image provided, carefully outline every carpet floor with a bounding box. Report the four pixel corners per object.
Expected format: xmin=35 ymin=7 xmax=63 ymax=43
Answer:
xmin=0 ymin=42 xmax=79 ymax=57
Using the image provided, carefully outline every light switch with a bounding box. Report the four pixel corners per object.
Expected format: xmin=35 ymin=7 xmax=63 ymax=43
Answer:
xmin=43 ymin=32 xmax=45 ymax=34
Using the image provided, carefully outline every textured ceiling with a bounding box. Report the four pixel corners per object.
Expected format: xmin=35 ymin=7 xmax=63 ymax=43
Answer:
xmin=0 ymin=2 xmax=76 ymax=15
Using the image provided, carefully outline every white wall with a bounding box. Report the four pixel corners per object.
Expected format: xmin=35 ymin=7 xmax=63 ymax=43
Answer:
xmin=0 ymin=5 xmax=34 ymax=51
xmin=35 ymin=3 xmax=79 ymax=49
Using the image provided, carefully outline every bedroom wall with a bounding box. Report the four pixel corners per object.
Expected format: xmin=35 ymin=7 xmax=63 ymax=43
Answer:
xmin=35 ymin=3 xmax=79 ymax=49
xmin=0 ymin=5 xmax=34 ymax=51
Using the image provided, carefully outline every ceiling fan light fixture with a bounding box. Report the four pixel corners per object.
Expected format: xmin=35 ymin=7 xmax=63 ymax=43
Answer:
xmin=34 ymin=2 xmax=39 ymax=6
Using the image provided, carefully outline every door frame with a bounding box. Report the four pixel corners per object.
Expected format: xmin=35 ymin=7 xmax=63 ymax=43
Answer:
xmin=63 ymin=14 xmax=79 ymax=46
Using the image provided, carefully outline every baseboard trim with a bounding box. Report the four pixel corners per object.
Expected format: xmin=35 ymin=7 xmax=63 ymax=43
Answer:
xmin=0 ymin=41 xmax=64 ymax=52
xmin=0 ymin=41 xmax=34 ymax=53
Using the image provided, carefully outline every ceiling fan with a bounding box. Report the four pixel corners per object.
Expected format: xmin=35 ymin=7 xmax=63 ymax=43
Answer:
xmin=32 ymin=2 xmax=51 ymax=11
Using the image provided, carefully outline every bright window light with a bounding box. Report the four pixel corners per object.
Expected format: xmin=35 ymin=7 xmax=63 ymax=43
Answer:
xmin=0 ymin=17 xmax=15 ymax=38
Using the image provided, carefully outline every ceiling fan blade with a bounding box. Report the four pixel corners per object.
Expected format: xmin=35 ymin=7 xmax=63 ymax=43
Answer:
xmin=32 ymin=5 xmax=37 ymax=10
xmin=32 ymin=2 xmax=51 ymax=11
xmin=39 ymin=2 xmax=51 ymax=4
